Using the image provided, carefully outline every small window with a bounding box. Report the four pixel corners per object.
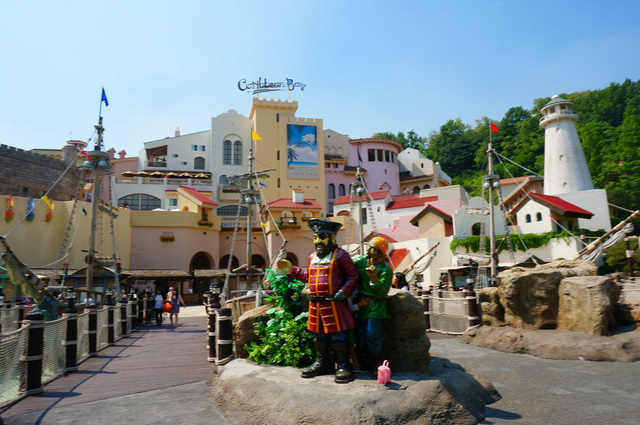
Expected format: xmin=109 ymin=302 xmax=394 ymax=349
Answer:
xmin=338 ymin=184 xmax=345 ymax=197
xmin=233 ymin=141 xmax=242 ymax=165
xmin=200 ymin=145 xmax=206 ymax=151
xmin=172 ymin=154 xmax=179 ymax=158
xmin=385 ymin=151 xmax=390 ymax=162
xmin=377 ymin=150 xmax=383 ymax=162
xmin=191 ymin=145 xmax=197 ymax=151
xmin=536 ymin=212 xmax=542 ymax=221
xmin=223 ymin=141 xmax=232 ymax=164
xmin=328 ymin=184 xmax=335 ymax=199
xmin=525 ymin=214 xmax=532 ymax=223
xmin=194 ymin=157 xmax=205 ymax=170
xmin=368 ymin=149 xmax=375 ymax=162
xmin=169 ymin=198 xmax=178 ymax=207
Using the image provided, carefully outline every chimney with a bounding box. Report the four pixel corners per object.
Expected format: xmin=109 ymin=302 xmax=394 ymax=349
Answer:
xmin=118 ymin=150 xmax=127 ymax=159
xmin=292 ymin=188 xmax=304 ymax=203
xmin=175 ymin=127 xmax=180 ymax=137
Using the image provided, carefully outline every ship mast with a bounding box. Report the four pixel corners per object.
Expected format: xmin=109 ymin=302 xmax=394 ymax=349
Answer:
xmin=483 ymin=125 xmax=499 ymax=286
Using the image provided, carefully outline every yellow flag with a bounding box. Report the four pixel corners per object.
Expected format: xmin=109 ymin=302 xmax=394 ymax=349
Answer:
xmin=42 ymin=195 xmax=51 ymax=209
xmin=251 ymin=129 xmax=263 ymax=143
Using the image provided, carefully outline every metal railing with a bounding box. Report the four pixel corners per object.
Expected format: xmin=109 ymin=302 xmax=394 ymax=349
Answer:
xmin=420 ymin=288 xmax=480 ymax=335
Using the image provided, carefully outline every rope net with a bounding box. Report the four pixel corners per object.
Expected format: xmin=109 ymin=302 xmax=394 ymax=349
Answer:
xmin=42 ymin=317 xmax=67 ymax=385
xmin=76 ymin=312 xmax=90 ymax=364
xmin=0 ymin=326 xmax=28 ymax=405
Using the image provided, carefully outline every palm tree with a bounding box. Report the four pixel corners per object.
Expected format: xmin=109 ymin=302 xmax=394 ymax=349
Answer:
xmin=287 ymin=147 xmax=299 ymax=163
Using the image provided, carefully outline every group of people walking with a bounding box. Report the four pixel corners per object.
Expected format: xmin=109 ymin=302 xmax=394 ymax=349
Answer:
xmin=153 ymin=287 xmax=186 ymax=327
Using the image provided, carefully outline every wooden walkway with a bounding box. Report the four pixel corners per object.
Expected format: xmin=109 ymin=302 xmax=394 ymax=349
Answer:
xmin=1 ymin=306 xmax=215 ymax=420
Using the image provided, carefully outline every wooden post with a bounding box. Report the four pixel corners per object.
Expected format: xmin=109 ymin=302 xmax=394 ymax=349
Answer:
xmin=130 ymin=299 xmax=138 ymax=330
xmin=421 ymin=288 xmax=431 ymax=331
xmin=207 ymin=304 xmax=217 ymax=362
xmin=216 ymin=308 xmax=233 ymax=365
xmin=21 ymin=311 xmax=44 ymax=395
xmin=137 ymin=295 xmax=144 ymax=324
xmin=107 ymin=305 xmax=115 ymax=344
xmin=464 ymin=287 xmax=481 ymax=328
xmin=119 ymin=302 xmax=128 ymax=336
xmin=63 ymin=311 xmax=78 ymax=372
xmin=88 ymin=306 xmax=98 ymax=356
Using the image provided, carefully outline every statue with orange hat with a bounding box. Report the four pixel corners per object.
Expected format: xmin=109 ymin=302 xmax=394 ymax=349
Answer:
xmin=276 ymin=218 xmax=359 ymax=383
xmin=352 ymin=236 xmax=393 ymax=375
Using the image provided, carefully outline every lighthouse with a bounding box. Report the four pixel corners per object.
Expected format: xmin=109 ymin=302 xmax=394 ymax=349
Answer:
xmin=539 ymin=95 xmax=594 ymax=195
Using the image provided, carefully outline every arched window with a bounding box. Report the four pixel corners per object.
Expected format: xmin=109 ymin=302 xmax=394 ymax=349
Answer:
xmin=536 ymin=212 xmax=542 ymax=221
xmin=118 ymin=194 xmax=161 ymax=211
xmin=223 ymin=140 xmax=232 ymax=164
xmin=219 ymin=175 xmax=229 ymax=184
xmin=472 ymin=222 xmax=483 ymax=236
xmin=233 ymin=141 xmax=242 ymax=165
xmin=194 ymin=156 xmax=205 ymax=170
xmin=525 ymin=214 xmax=532 ymax=223
xmin=338 ymin=184 xmax=345 ymax=197
xmin=413 ymin=186 xmax=421 ymax=194
xmin=328 ymin=184 xmax=335 ymax=199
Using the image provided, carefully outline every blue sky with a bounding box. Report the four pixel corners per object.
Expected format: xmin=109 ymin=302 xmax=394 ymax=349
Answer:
xmin=1 ymin=0 xmax=639 ymax=157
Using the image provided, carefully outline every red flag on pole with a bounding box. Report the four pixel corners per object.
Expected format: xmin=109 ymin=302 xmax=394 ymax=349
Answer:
xmin=490 ymin=122 xmax=499 ymax=132
xmin=80 ymin=150 xmax=91 ymax=160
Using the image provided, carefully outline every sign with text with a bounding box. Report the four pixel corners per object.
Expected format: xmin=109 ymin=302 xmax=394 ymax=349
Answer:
xmin=238 ymin=77 xmax=306 ymax=94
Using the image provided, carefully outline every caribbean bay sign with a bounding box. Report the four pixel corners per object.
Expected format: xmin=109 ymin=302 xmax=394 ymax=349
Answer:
xmin=238 ymin=77 xmax=306 ymax=95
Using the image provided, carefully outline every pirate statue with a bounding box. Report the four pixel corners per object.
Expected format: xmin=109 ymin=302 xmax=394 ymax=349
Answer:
xmin=277 ymin=218 xmax=359 ymax=383
xmin=353 ymin=236 xmax=393 ymax=375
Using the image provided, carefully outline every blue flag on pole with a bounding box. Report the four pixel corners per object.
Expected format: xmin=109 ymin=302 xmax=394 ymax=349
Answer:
xmin=101 ymin=88 xmax=109 ymax=107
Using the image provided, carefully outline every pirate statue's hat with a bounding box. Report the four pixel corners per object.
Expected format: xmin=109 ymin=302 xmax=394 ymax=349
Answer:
xmin=307 ymin=218 xmax=342 ymax=235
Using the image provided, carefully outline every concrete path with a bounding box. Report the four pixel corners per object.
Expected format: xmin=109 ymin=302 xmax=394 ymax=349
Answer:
xmin=3 ymin=308 xmax=639 ymax=424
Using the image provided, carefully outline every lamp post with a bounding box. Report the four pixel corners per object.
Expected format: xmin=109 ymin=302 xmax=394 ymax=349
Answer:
xmin=209 ymin=279 xmax=224 ymax=309
xmin=352 ymin=169 xmax=366 ymax=256
xmin=66 ymin=287 xmax=77 ymax=314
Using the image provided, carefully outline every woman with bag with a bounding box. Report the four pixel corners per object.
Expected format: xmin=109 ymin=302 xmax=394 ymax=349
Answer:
xmin=169 ymin=288 xmax=186 ymax=327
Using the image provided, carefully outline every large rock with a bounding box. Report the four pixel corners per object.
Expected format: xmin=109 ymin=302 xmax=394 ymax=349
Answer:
xmin=382 ymin=288 xmax=430 ymax=373
xmin=209 ymin=357 xmax=501 ymax=425
xmin=557 ymin=276 xmax=620 ymax=335
xmin=498 ymin=261 xmax=595 ymax=329
xmin=461 ymin=325 xmax=640 ymax=362
xmin=233 ymin=304 xmax=271 ymax=358
xmin=477 ymin=287 xmax=504 ymax=326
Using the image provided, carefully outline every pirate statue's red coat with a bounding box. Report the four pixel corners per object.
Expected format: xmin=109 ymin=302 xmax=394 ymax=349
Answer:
xmin=291 ymin=247 xmax=358 ymax=334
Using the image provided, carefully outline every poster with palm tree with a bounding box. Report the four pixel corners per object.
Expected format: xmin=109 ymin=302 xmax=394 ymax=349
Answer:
xmin=287 ymin=124 xmax=318 ymax=179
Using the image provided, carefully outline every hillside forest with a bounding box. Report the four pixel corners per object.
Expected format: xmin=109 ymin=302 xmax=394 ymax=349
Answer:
xmin=375 ymin=79 xmax=640 ymax=228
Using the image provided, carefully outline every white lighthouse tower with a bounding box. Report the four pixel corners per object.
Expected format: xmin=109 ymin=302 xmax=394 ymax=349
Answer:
xmin=538 ymin=95 xmax=611 ymax=232
xmin=539 ymin=95 xmax=594 ymax=195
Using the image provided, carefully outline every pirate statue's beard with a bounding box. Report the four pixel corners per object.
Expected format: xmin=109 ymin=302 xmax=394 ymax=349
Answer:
xmin=313 ymin=232 xmax=335 ymax=258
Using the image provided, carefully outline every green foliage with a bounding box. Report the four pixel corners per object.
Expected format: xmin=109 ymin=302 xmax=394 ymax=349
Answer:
xmin=450 ymin=230 xmax=604 ymax=254
xmin=245 ymin=269 xmax=315 ymax=367
xmin=601 ymin=238 xmax=640 ymax=274
xmin=373 ymin=130 xmax=427 ymax=151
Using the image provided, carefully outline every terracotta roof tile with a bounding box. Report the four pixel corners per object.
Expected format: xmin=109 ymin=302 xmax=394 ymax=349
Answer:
xmin=177 ymin=185 xmax=217 ymax=207
xmin=333 ymin=190 xmax=389 ymax=206
xmin=386 ymin=196 xmax=438 ymax=210
xmin=387 ymin=248 xmax=409 ymax=269
xmin=529 ymin=193 xmax=594 ymax=218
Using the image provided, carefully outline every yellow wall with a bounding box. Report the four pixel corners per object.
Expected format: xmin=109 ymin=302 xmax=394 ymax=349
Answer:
xmin=418 ymin=213 xmax=448 ymax=239
xmin=251 ymin=97 xmax=327 ymax=215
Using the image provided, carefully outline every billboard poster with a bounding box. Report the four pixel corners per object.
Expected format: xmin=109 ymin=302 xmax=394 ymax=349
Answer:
xmin=287 ymin=124 xmax=318 ymax=179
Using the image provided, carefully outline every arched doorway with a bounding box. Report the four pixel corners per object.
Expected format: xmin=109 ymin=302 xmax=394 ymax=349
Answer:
xmin=191 ymin=251 xmax=213 ymax=270
xmin=220 ymin=255 xmax=240 ymax=270
xmin=251 ymin=254 xmax=266 ymax=269
xmin=286 ymin=252 xmax=299 ymax=267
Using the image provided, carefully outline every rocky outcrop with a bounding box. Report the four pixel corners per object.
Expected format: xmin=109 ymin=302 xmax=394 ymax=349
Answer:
xmin=383 ymin=288 xmax=430 ymax=373
xmin=557 ymin=276 xmax=620 ymax=335
xmin=460 ymin=325 xmax=640 ymax=362
xmin=209 ymin=357 xmax=501 ymax=425
xmin=497 ymin=260 xmax=595 ymax=329
xmin=233 ymin=304 xmax=271 ymax=358
xmin=477 ymin=287 xmax=504 ymax=326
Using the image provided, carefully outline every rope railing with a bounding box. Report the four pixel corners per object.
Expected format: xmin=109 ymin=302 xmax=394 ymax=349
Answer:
xmin=0 ymin=303 xmax=138 ymax=408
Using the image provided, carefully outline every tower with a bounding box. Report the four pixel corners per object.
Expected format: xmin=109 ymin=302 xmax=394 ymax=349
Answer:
xmin=539 ymin=95 xmax=594 ymax=195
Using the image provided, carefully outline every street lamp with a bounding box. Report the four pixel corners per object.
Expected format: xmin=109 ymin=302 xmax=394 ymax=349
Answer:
xmin=209 ymin=279 xmax=224 ymax=309
xmin=66 ymin=287 xmax=77 ymax=313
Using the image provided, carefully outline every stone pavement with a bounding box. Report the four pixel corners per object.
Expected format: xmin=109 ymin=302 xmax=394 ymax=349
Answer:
xmin=2 ymin=307 xmax=639 ymax=424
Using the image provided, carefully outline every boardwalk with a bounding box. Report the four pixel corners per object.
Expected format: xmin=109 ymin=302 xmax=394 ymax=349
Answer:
xmin=1 ymin=306 xmax=220 ymax=425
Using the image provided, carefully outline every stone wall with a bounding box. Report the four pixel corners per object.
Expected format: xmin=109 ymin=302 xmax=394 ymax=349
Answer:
xmin=0 ymin=144 xmax=80 ymax=200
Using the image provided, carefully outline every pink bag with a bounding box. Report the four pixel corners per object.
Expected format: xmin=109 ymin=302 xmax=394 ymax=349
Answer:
xmin=377 ymin=360 xmax=390 ymax=385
